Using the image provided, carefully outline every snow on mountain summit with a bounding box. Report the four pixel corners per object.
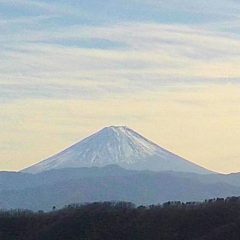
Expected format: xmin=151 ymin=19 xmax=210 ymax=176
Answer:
xmin=22 ymin=126 xmax=211 ymax=174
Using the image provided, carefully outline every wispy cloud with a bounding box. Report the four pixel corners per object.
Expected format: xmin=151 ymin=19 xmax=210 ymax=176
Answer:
xmin=1 ymin=21 xmax=240 ymax=101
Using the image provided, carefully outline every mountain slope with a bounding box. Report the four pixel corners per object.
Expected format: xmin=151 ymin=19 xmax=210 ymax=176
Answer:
xmin=22 ymin=126 xmax=211 ymax=174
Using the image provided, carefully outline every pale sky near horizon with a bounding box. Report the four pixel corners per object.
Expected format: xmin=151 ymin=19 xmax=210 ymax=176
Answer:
xmin=0 ymin=0 xmax=240 ymax=173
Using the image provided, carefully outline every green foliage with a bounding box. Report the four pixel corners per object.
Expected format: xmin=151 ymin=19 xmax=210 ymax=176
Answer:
xmin=0 ymin=198 xmax=240 ymax=240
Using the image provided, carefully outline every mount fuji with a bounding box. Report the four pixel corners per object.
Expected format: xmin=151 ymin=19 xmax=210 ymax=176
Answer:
xmin=22 ymin=126 xmax=211 ymax=174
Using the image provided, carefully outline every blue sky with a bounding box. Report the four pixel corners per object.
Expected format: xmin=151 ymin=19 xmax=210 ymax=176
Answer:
xmin=1 ymin=0 xmax=240 ymax=172
xmin=1 ymin=0 xmax=240 ymax=101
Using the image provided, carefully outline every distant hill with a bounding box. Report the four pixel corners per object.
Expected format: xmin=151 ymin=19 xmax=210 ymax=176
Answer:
xmin=1 ymin=166 xmax=240 ymax=211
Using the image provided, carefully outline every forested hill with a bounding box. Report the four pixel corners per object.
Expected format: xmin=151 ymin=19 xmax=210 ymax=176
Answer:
xmin=1 ymin=197 xmax=240 ymax=240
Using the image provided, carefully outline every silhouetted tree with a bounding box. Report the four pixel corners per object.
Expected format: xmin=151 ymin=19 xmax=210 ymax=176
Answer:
xmin=0 ymin=197 xmax=240 ymax=240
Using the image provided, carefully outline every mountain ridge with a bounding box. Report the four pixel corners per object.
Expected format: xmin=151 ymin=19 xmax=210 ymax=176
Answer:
xmin=1 ymin=165 xmax=240 ymax=211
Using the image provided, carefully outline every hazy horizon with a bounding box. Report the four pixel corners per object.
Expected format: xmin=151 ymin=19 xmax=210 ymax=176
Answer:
xmin=1 ymin=0 xmax=240 ymax=173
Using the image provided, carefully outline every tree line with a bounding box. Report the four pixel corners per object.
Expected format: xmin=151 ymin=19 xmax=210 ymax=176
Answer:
xmin=1 ymin=197 xmax=240 ymax=240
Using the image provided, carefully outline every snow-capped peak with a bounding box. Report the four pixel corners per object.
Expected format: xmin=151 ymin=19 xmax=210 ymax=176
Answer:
xmin=22 ymin=126 xmax=211 ymax=174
